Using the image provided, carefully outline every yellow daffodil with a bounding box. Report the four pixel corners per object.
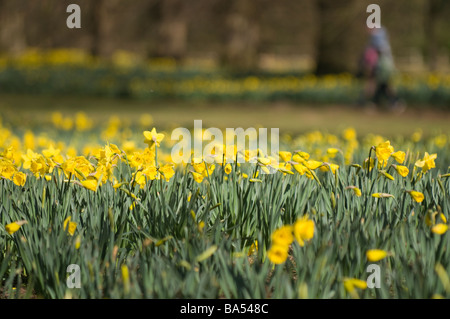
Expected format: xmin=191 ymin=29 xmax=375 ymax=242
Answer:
xmin=267 ymin=244 xmax=289 ymax=264
xmin=407 ymin=190 xmax=424 ymax=203
xmin=391 ymin=151 xmax=406 ymax=164
xmin=344 ymin=277 xmax=367 ymax=291
xmin=431 ymin=224 xmax=448 ymax=235
xmin=191 ymin=171 xmax=204 ymax=183
xmin=304 ymin=160 xmax=322 ymax=170
xmin=294 ymin=216 xmax=315 ymax=247
xmin=74 ymin=235 xmax=81 ymax=249
xmin=375 ymin=140 xmax=394 ymax=165
xmin=5 ymin=220 xmax=27 ymax=235
xmin=224 ymin=163 xmax=232 ymax=175
xmin=13 ymin=172 xmax=27 ymax=186
xmin=80 ymin=178 xmax=99 ymax=192
xmin=63 ymin=216 xmax=77 ymax=236
xmin=366 ymin=249 xmax=388 ymax=262
xmin=394 ymin=165 xmax=409 ymax=177
xmin=415 ymin=152 xmax=437 ymax=173
xmin=327 ymin=148 xmax=339 ymax=158
xmin=346 ymin=186 xmax=362 ymax=197
xmin=248 ymin=240 xmax=258 ymax=256
xmin=143 ymin=128 xmax=164 ymax=148
xmin=271 ymin=225 xmax=294 ymax=247
xmin=278 ymin=151 xmax=292 ymax=162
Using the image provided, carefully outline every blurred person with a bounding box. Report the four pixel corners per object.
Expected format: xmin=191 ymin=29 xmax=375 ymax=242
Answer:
xmin=357 ymin=26 xmax=405 ymax=113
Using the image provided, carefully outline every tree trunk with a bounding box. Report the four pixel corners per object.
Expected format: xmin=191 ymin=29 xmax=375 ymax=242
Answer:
xmin=220 ymin=0 xmax=261 ymax=71
xmin=0 ymin=0 xmax=27 ymax=54
xmin=155 ymin=0 xmax=188 ymax=61
xmin=314 ymin=0 xmax=364 ymax=75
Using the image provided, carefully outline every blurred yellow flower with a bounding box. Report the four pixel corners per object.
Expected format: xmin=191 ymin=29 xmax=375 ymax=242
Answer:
xmin=224 ymin=163 xmax=232 ymax=175
xmin=343 ymin=277 xmax=367 ymax=294
xmin=271 ymin=225 xmax=294 ymax=247
xmin=294 ymin=216 xmax=315 ymax=247
xmin=394 ymin=165 xmax=409 ymax=177
xmin=366 ymin=249 xmax=388 ymax=262
xmin=5 ymin=220 xmax=27 ymax=235
xmin=408 ymin=190 xmax=424 ymax=203
xmin=431 ymin=224 xmax=448 ymax=235
xmin=375 ymin=141 xmax=394 ymax=163
xmin=267 ymin=244 xmax=289 ymax=264
xmin=13 ymin=172 xmax=26 ymax=186
xmin=278 ymin=151 xmax=292 ymax=162
xmin=63 ymin=216 xmax=77 ymax=236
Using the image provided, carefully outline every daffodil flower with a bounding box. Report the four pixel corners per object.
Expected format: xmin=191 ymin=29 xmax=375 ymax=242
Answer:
xmin=267 ymin=244 xmax=289 ymax=264
xmin=271 ymin=225 xmax=294 ymax=247
xmin=294 ymin=216 xmax=315 ymax=247
xmin=143 ymin=128 xmax=164 ymax=148
xmin=5 ymin=220 xmax=27 ymax=235
xmin=407 ymin=190 xmax=424 ymax=203
xmin=366 ymin=249 xmax=388 ymax=262
xmin=432 ymin=224 xmax=448 ymax=235
xmin=63 ymin=216 xmax=77 ymax=236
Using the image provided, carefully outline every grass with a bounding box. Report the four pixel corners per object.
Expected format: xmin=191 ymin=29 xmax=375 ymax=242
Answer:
xmin=1 ymin=94 xmax=450 ymax=138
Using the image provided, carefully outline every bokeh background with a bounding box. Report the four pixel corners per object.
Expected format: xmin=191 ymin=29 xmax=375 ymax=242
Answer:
xmin=0 ymin=0 xmax=449 ymax=137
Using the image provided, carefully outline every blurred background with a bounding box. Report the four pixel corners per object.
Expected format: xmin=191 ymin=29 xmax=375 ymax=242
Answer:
xmin=0 ymin=0 xmax=449 ymax=137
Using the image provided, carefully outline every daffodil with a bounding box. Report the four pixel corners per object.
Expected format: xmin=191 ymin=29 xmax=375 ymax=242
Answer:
xmin=63 ymin=216 xmax=77 ymax=236
xmin=224 ymin=163 xmax=232 ymax=175
xmin=346 ymin=186 xmax=361 ymax=197
xmin=343 ymin=277 xmax=367 ymax=294
xmin=415 ymin=152 xmax=437 ymax=173
xmin=407 ymin=190 xmax=424 ymax=203
xmin=80 ymin=178 xmax=99 ymax=192
xmin=13 ymin=172 xmax=26 ymax=186
xmin=391 ymin=151 xmax=406 ymax=164
xmin=327 ymin=148 xmax=339 ymax=158
xmin=366 ymin=249 xmax=388 ymax=262
xmin=5 ymin=220 xmax=27 ymax=235
xmin=394 ymin=165 xmax=409 ymax=177
xmin=248 ymin=240 xmax=258 ymax=256
xmin=375 ymin=140 xmax=394 ymax=165
xmin=271 ymin=225 xmax=294 ymax=247
xmin=432 ymin=224 xmax=448 ymax=235
xmin=267 ymin=244 xmax=289 ymax=264
xmin=278 ymin=151 xmax=292 ymax=162
xmin=294 ymin=216 xmax=315 ymax=247
xmin=143 ymin=128 xmax=164 ymax=148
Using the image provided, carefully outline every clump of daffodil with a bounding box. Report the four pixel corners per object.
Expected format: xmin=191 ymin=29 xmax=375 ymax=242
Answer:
xmin=268 ymin=216 xmax=315 ymax=264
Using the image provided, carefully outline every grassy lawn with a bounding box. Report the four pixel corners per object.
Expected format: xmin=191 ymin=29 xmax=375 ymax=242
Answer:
xmin=1 ymin=94 xmax=449 ymax=138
